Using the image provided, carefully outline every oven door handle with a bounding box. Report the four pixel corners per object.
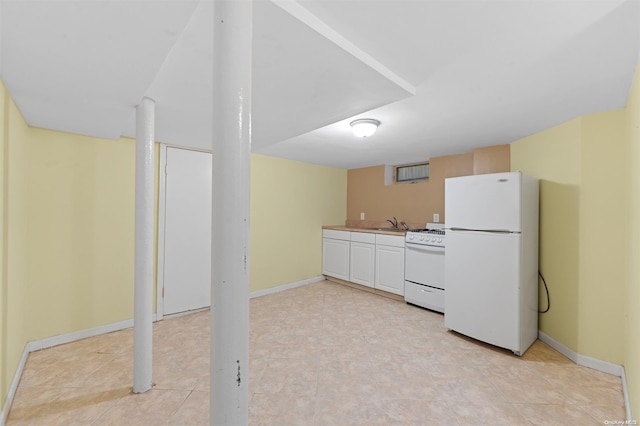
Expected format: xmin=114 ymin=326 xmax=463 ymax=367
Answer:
xmin=405 ymin=242 xmax=445 ymax=254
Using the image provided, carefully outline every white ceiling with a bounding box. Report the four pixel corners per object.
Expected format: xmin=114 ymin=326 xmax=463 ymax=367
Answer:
xmin=1 ymin=0 xmax=639 ymax=169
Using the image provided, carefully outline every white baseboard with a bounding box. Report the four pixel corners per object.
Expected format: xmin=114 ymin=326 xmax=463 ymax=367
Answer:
xmin=621 ymin=367 xmax=633 ymax=421
xmin=28 ymin=318 xmax=132 ymax=353
xmin=576 ymin=352 xmax=624 ymax=377
xmin=0 ymin=313 xmax=157 ymax=426
xmin=0 ymin=344 xmax=29 ymax=426
xmin=538 ymin=330 xmax=623 ymax=376
xmin=538 ymin=330 xmax=631 ymax=420
xmin=250 ymin=275 xmax=325 ymax=299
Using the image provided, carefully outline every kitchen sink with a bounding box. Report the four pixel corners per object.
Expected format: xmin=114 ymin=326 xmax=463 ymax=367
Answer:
xmin=364 ymin=227 xmax=406 ymax=232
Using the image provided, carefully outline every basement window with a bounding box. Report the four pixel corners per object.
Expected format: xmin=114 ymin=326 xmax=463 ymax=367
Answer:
xmin=395 ymin=162 xmax=429 ymax=183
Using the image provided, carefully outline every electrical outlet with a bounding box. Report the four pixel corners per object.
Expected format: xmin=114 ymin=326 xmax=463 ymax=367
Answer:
xmin=360 ymin=212 xmax=365 ymax=220
xmin=433 ymin=213 xmax=440 ymax=223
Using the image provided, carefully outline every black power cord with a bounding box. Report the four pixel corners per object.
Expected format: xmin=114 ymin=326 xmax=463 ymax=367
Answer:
xmin=538 ymin=270 xmax=550 ymax=313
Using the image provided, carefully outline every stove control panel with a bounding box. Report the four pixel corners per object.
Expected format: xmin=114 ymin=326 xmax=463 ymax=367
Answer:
xmin=405 ymin=229 xmax=446 ymax=247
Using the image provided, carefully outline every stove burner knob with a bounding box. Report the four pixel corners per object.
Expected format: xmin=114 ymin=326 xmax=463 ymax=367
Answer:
xmin=419 ymin=236 xmax=425 ymax=242
xmin=438 ymin=238 xmax=442 ymax=243
xmin=408 ymin=234 xmax=414 ymax=240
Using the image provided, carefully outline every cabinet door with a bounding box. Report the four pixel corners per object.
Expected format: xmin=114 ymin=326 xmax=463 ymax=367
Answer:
xmin=322 ymin=238 xmax=350 ymax=280
xmin=349 ymin=242 xmax=375 ymax=288
xmin=375 ymin=245 xmax=405 ymax=295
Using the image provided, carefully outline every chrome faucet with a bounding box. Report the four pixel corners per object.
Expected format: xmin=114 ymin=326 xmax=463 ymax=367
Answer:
xmin=400 ymin=221 xmax=409 ymax=230
xmin=386 ymin=217 xmax=399 ymax=229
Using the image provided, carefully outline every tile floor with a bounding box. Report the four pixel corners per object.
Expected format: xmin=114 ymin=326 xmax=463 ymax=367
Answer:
xmin=7 ymin=280 xmax=626 ymax=425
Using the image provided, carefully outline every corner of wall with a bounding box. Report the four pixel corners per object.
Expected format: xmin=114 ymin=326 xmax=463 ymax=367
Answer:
xmin=0 ymin=78 xmax=9 ymax=413
xmin=0 ymin=80 xmax=31 ymax=419
xmin=510 ymin=118 xmax=582 ymax=355
xmin=473 ymin=144 xmax=510 ymax=175
xmin=250 ymin=154 xmax=347 ymax=292
xmin=577 ymin=110 xmax=627 ymax=364
xmin=511 ymin=77 xmax=639 ymax=416
xmin=624 ymin=58 xmax=640 ymax=420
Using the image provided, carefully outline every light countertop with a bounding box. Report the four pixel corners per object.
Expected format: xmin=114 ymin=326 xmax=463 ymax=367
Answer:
xmin=322 ymin=225 xmax=407 ymax=236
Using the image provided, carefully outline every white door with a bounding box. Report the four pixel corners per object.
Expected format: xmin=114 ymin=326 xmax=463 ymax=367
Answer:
xmin=162 ymin=147 xmax=212 ymax=315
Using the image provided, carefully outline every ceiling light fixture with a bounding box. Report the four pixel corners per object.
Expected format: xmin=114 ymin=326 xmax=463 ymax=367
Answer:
xmin=350 ymin=119 xmax=380 ymax=138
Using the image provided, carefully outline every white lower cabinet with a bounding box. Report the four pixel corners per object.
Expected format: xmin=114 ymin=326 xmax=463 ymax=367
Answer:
xmin=322 ymin=230 xmax=350 ymax=281
xmin=323 ymin=230 xmax=405 ymax=295
xmin=349 ymin=238 xmax=376 ymax=288
xmin=349 ymin=232 xmax=376 ymax=287
xmin=375 ymin=235 xmax=406 ymax=296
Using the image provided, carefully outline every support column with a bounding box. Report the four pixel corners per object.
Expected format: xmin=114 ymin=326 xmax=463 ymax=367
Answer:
xmin=133 ymin=97 xmax=155 ymax=394
xmin=211 ymin=1 xmax=252 ymax=424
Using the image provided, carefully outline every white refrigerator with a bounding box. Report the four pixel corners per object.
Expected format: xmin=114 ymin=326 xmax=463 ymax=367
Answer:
xmin=444 ymin=171 xmax=539 ymax=356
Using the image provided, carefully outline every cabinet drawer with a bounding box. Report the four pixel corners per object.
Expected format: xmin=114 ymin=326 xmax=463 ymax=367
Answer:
xmin=350 ymin=232 xmax=375 ymax=243
xmin=375 ymin=234 xmax=405 ymax=247
xmin=323 ymin=229 xmax=350 ymax=241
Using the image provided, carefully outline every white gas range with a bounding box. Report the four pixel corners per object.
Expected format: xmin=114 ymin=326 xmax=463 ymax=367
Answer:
xmin=404 ymin=223 xmax=446 ymax=313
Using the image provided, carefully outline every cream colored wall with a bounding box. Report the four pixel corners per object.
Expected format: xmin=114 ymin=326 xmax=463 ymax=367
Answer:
xmin=7 ymin=89 xmax=31 ymax=406
xmin=1 ymin=83 xmax=31 ymax=407
xmin=26 ymin=129 xmax=137 ymax=338
xmin=0 ymin=81 xmax=144 ymax=409
xmin=625 ymin=60 xmax=640 ymax=418
xmin=511 ymin=119 xmax=582 ymax=353
xmin=250 ymin=154 xmax=347 ymax=292
xmin=0 ymin=80 xmax=7 ymax=407
xmin=579 ymin=110 xmax=627 ymax=364
xmin=512 ymin=110 xmax=628 ymax=366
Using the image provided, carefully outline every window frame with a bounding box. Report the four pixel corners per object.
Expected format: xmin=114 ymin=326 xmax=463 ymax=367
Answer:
xmin=394 ymin=161 xmax=430 ymax=184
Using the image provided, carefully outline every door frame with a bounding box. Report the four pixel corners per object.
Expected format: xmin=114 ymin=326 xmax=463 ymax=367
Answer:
xmin=156 ymin=144 xmax=212 ymax=320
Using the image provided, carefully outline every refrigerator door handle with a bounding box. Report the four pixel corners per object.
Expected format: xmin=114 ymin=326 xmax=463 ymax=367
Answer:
xmin=447 ymin=227 xmax=517 ymax=234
